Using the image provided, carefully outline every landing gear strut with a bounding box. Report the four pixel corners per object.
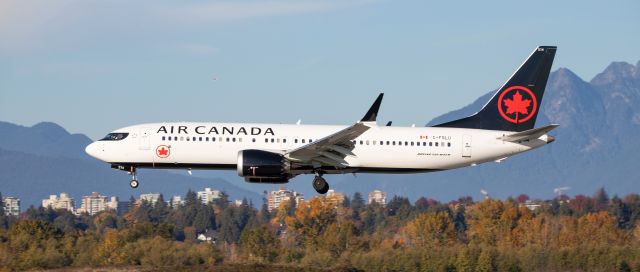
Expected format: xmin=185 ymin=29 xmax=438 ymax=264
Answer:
xmin=312 ymin=172 xmax=329 ymax=194
xmin=128 ymin=166 xmax=139 ymax=189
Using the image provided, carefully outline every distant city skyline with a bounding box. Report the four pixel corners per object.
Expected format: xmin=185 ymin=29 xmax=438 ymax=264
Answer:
xmin=1 ymin=1 xmax=639 ymax=139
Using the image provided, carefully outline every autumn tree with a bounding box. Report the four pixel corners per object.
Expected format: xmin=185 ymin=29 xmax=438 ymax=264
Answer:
xmin=240 ymin=226 xmax=280 ymax=262
xmin=404 ymin=211 xmax=456 ymax=248
xmin=290 ymin=197 xmax=337 ymax=249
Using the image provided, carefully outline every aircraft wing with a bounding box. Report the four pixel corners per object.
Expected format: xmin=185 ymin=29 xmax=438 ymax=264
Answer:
xmin=498 ymin=124 xmax=559 ymax=142
xmin=285 ymin=93 xmax=383 ymax=168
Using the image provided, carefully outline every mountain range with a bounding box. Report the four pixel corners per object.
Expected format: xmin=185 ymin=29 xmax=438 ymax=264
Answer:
xmin=1 ymin=60 xmax=639 ymax=208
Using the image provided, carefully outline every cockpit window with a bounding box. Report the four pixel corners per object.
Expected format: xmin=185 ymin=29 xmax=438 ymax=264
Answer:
xmin=100 ymin=133 xmax=129 ymax=141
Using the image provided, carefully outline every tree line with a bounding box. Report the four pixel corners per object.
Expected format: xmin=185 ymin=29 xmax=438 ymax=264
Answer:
xmin=1 ymin=188 xmax=640 ymax=271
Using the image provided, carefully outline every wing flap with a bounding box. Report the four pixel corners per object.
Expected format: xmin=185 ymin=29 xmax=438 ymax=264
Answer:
xmin=285 ymin=93 xmax=384 ymax=167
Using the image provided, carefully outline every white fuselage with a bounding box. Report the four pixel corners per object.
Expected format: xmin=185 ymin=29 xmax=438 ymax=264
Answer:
xmin=85 ymin=122 xmax=551 ymax=175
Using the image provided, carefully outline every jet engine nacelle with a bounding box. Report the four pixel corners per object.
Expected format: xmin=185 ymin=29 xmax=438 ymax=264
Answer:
xmin=237 ymin=149 xmax=289 ymax=183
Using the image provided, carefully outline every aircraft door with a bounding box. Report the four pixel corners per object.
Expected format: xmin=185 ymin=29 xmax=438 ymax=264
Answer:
xmin=139 ymin=127 xmax=150 ymax=150
xmin=462 ymin=135 xmax=472 ymax=158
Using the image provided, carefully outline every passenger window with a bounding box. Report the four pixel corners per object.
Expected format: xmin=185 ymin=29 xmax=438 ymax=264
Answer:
xmin=386 ymin=141 xmax=390 ymax=145
xmin=199 ymin=137 xmax=202 ymax=141
xmin=447 ymin=142 xmax=451 ymax=147
xmin=295 ymin=139 xmax=298 ymax=143
xmin=271 ymin=138 xmax=275 ymax=143
xmin=226 ymin=137 xmax=230 ymax=142
xmin=232 ymin=138 xmax=236 ymax=142
xmin=162 ymin=136 xmax=165 ymax=141
xmin=392 ymin=141 xmax=396 ymax=145
xmin=186 ymin=137 xmax=190 ymax=141
xmin=265 ymin=138 xmax=269 ymax=143
xmin=212 ymin=137 xmax=216 ymax=142
xmin=404 ymin=141 xmax=408 ymax=146
xmin=192 ymin=137 xmax=196 ymax=141
xmin=174 ymin=136 xmax=178 ymax=141
xmin=219 ymin=137 xmax=223 ymax=142
xmin=379 ymin=141 xmax=383 ymax=145
xmin=411 ymin=142 xmax=414 ymax=146
xmin=366 ymin=140 xmax=369 ymax=145
xmin=435 ymin=142 xmax=439 ymax=147
xmin=429 ymin=142 xmax=432 ymax=146
xmin=205 ymin=137 xmax=209 ymax=141
xmin=309 ymin=139 xmax=313 ymax=143
xmin=239 ymin=138 xmax=243 ymax=142
xmin=283 ymin=139 xmax=287 ymax=143
xmin=302 ymin=139 xmax=306 ymax=143
xmin=360 ymin=140 xmax=363 ymax=145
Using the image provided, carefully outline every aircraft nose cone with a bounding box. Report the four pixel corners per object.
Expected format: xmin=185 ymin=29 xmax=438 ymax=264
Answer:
xmin=85 ymin=142 xmax=102 ymax=160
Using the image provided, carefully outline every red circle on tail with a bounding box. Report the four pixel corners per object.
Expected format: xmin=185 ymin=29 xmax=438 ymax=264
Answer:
xmin=497 ymin=86 xmax=538 ymax=124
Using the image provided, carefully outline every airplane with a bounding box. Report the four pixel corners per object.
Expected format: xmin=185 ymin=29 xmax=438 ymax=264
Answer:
xmin=86 ymin=46 xmax=558 ymax=194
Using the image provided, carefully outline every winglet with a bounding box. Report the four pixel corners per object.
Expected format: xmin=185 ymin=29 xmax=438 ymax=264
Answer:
xmin=361 ymin=93 xmax=384 ymax=122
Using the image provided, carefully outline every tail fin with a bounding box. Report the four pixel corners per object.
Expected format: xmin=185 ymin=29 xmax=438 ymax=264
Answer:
xmin=434 ymin=46 xmax=557 ymax=132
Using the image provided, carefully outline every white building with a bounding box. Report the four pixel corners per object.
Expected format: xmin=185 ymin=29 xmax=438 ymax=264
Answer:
xmin=76 ymin=192 xmax=117 ymax=215
xmin=267 ymin=187 xmax=304 ymax=212
xmin=521 ymin=200 xmax=542 ymax=211
xmin=326 ymin=190 xmax=346 ymax=206
xmin=2 ymin=196 xmax=20 ymax=216
xmin=42 ymin=193 xmax=75 ymax=212
xmin=368 ymin=190 xmax=387 ymax=206
xmin=170 ymin=196 xmax=183 ymax=208
xmin=139 ymin=193 xmax=161 ymax=205
xmin=197 ymin=188 xmax=222 ymax=205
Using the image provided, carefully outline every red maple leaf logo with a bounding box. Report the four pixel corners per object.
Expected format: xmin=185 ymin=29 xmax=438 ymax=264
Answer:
xmin=497 ymin=86 xmax=538 ymax=124
xmin=503 ymin=91 xmax=531 ymax=121
xmin=156 ymin=145 xmax=170 ymax=158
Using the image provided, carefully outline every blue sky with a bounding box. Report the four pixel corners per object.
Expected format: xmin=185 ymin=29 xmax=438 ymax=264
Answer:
xmin=1 ymin=0 xmax=638 ymax=139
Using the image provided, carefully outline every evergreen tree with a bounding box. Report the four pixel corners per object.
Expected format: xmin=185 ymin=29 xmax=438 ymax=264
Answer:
xmin=594 ymin=187 xmax=610 ymax=211
xmin=149 ymin=194 xmax=169 ymax=223
xmin=260 ymin=202 xmax=270 ymax=221
xmin=342 ymin=195 xmax=351 ymax=208
xmin=351 ymin=192 xmax=365 ymax=220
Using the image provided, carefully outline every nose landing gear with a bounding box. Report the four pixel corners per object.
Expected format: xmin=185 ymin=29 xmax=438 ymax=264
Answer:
xmin=128 ymin=166 xmax=139 ymax=189
xmin=312 ymin=172 xmax=329 ymax=194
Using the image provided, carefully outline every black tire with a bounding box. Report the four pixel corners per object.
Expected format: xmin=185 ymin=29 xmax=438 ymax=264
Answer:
xmin=318 ymin=182 xmax=329 ymax=194
xmin=130 ymin=179 xmax=139 ymax=188
xmin=313 ymin=176 xmax=329 ymax=194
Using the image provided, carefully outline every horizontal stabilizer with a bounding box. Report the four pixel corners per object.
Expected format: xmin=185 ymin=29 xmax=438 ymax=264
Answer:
xmin=498 ymin=124 xmax=559 ymax=142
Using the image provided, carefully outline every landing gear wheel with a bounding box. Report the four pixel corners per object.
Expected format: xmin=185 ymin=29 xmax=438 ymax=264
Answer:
xmin=312 ymin=176 xmax=329 ymax=194
xmin=128 ymin=166 xmax=139 ymax=189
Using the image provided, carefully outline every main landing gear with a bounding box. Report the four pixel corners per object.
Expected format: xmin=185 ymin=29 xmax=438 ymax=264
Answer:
xmin=312 ymin=172 xmax=329 ymax=194
xmin=128 ymin=166 xmax=139 ymax=189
